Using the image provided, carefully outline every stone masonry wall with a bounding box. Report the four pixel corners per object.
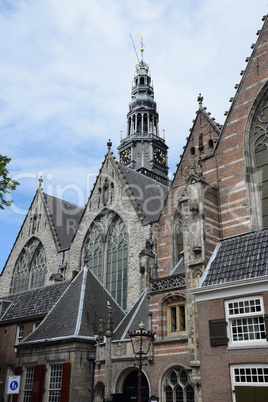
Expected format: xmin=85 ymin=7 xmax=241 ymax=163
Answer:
xmin=69 ymin=152 xmax=151 ymax=310
xmin=0 ymin=189 xmax=64 ymax=297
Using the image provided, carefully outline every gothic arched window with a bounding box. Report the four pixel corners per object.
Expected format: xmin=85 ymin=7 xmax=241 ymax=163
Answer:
xmin=163 ymin=368 xmax=194 ymax=402
xmin=83 ymin=211 xmax=128 ymax=309
xmin=13 ymin=238 xmax=47 ymax=293
xmin=30 ymin=244 xmax=47 ymax=289
xmin=84 ymin=225 xmax=103 ymax=281
xmin=246 ymin=87 xmax=268 ymax=229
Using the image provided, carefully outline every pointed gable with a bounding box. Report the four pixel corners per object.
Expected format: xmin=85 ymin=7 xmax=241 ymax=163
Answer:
xmin=83 ymin=149 xmax=170 ymax=226
xmin=113 ymin=289 xmax=149 ymax=340
xmin=173 ymin=95 xmax=221 ymax=187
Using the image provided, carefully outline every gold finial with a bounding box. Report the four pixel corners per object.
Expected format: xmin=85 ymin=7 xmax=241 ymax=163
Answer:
xmin=139 ymin=321 xmax=145 ymax=330
xmin=139 ymin=34 xmax=144 ymax=59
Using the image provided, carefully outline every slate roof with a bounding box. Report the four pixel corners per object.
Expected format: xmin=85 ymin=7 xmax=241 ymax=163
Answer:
xmin=200 ymin=229 xmax=268 ymax=287
xmin=0 ymin=281 xmax=69 ymax=323
xmin=113 ymin=289 xmax=149 ymax=340
xmin=18 ymin=267 xmax=125 ymax=346
xmin=44 ymin=193 xmax=84 ymax=250
xmin=118 ymin=165 xmax=169 ymax=223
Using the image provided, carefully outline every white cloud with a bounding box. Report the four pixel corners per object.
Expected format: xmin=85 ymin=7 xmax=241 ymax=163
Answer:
xmin=0 ymin=0 xmax=267 ymax=270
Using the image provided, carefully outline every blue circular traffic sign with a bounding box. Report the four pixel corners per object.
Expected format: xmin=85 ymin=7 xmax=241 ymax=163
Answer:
xmin=10 ymin=381 xmax=18 ymax=391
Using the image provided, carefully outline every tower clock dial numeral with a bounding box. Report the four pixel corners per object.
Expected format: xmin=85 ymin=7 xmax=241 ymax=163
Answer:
xmin=153 ymin=148 xmax=166 ymax=165
xmin=120 ymin=148 xmax=131 ymax=165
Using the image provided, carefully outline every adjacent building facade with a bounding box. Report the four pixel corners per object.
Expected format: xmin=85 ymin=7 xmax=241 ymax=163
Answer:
xmin=1 ymin=12 xmax=268 ymax=402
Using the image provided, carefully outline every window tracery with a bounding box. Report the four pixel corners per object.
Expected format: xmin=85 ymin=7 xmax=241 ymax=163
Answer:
xmin=13 ymin=238 xmax=47 ymax=293
xmin=84 ymin=211 xmax=128 ymax=309
xmin=252 ymin=101 xmax=268 ymax=227
xmin=247 ymin=89 xmax=268 ymax=228
xmin=163 ymin=368 xmax=194 ymax=402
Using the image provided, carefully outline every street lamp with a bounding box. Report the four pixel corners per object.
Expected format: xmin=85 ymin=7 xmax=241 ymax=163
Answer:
xmin=129 ymin=322 xmax=154 ymax=402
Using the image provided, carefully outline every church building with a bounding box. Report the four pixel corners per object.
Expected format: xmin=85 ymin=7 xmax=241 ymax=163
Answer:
xmin=1 ymin=12 xmax=268 ymax=402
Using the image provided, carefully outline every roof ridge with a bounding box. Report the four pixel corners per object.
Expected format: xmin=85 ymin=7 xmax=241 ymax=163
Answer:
xmin=117 ymin=288 xmax=147 ymax=340
xmin=74 ymin=268 xmax=88 ymax=336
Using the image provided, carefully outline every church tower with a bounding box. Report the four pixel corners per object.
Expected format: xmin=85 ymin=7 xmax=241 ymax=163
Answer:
xmin=118 ymin=37 xmax=169 ymax=182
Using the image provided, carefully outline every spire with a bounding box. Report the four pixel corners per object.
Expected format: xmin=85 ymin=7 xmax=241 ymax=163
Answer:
xmin=117 ymin=37 xmax=169 ymax=181
xmin=126 ymin=38 xmax=158 ymax=140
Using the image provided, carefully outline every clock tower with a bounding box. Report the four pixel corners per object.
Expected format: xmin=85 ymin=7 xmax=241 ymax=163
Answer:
xmin=118 ymin=38 xmax=169 ymax=182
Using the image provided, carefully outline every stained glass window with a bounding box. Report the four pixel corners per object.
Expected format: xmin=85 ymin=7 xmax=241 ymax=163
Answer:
xmin=249 ymin=92 xmax=268 ymax=228
xmin=31 ymin=245 xmax=47 ymax=289
xmin=84 ymin=224 xmax=103 ymax=281
xmin=84 ymin=212 xmax=128 ymax=309
xmin=13 ymin=238 xmax=46 ymax=293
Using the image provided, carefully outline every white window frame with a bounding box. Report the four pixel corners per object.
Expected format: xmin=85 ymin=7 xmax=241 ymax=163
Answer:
xmin=22 ymin=366 xmax=34 ymax=402
xmin=230 ymin=364 xmax=268 ymax=402
xmin=16 ymin=324 xmax=24 ymax=344
xmin=225 ymin=295 xmax=267 ymax=348
xmin=47 ymin=364 xmax=63 ymax=402
xmin=32 ymin=321 xmax=41 ymax=331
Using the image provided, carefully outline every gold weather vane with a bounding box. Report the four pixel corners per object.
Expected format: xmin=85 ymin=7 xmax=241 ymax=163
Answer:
xmin=139 ymin=34 xmax=144 ymax=60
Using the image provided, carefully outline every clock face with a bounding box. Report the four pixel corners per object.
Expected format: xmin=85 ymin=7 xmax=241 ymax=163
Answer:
xmin=120 ymin=148 xmax=131 ymax=165
xmin=153 ymin=148 xmax=166 ymax=165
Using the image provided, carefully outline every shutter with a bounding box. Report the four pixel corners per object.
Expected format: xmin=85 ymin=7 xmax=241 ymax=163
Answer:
xmin=209 ymin=319 xmax=228 ymax=346
xmin=264 ymin=314 xmax=268 ymax=340
xmin=60 ymin=362 xmax=71 ymax=402
xmin=12 ymin=367 xmax=22 ymax=402
xmin=31 ymin=364 xmax=46 ymax=402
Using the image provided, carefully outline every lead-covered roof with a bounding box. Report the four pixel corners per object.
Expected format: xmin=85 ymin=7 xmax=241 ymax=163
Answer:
xmin=0 ymin=281 xmax=69 ymax=323
xmin=118 ymin=165 xmax=169 ymax=223
xmin=18 ymin=267 xmax=125 ymax=345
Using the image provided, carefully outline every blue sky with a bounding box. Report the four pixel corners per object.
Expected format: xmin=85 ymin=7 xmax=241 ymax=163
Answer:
xmin=0 ymin=0 xmax=267 ymax=272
